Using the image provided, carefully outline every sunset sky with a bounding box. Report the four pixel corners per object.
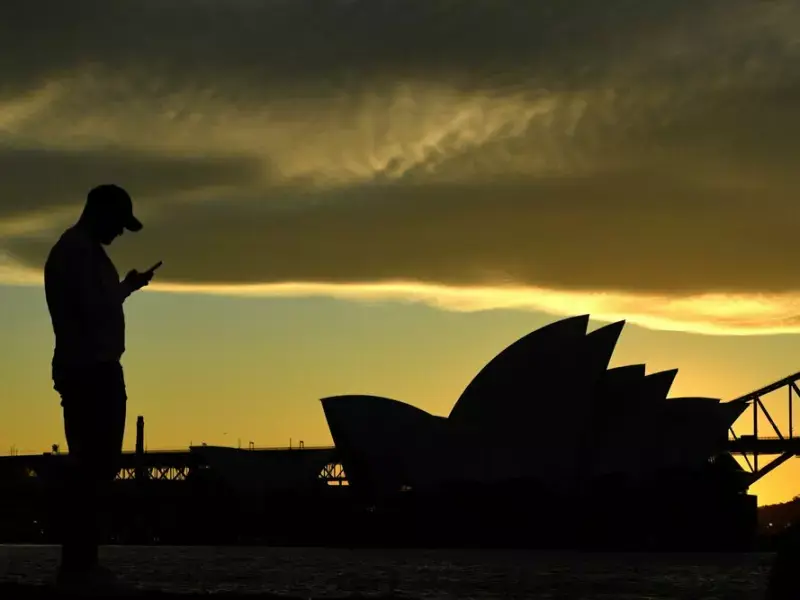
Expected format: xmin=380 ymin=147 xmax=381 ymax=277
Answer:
xmin=3 ymin=0 xmax=800 ymax=505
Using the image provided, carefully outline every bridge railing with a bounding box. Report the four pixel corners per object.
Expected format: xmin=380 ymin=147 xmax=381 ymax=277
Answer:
xmin=2 ymin=444 xmax=338 ymax=459
xmin=179 ymin=444 xmax=336 ymax=452
xmin=727 ymin=435 xmax=791 ymax=441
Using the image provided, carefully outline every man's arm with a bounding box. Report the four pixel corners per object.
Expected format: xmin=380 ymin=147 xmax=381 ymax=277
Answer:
xmin=118 ymin=278 xmax=135 ymax=303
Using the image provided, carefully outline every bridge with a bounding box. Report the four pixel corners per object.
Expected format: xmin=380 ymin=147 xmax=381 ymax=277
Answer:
xmin=0 ymin=413 xmax=347 ymax=487
xmin=0 ymin=443 xmax=346 ymax=486
xmin=725 ymin=371 xmax=800 ymax=485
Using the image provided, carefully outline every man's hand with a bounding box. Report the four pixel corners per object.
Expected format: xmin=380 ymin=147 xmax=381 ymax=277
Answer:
xmin=123 ymin=268 xmax=155 ymax=292
xmin=120 ymin=261 xmax=162 ymax=301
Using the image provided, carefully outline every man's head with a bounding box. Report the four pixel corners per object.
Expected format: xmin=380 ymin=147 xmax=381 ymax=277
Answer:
xmin=80 ymin=184 xmax=143 ymax=245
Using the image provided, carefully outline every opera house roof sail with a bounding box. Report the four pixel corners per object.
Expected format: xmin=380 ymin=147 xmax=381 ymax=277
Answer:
xmin=321 ymin=315 xmax=747 ymax=496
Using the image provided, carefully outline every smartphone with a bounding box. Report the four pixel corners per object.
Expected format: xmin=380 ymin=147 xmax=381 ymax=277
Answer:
xmin=146 ymin=260 xmax=163 ymax=274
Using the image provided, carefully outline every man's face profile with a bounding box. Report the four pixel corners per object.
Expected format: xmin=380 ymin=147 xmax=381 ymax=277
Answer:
xmin=96 ymin=211 xmax=125 ymax=245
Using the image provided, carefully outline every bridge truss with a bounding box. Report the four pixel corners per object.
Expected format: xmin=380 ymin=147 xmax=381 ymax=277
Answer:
xmin=1 ymin=447 xmax=348 ymax=486
xmin=726 ymin=371 xmax=800 ymax=485
xmin=319 ymin=462 xmax=348 ymax=485
xmin=116 ymin=465 xmax=192 ymax=481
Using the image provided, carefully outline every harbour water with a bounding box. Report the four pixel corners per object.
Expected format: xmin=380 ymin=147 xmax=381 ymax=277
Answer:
xmin=0 ymin=545 xmax=774 ymax=598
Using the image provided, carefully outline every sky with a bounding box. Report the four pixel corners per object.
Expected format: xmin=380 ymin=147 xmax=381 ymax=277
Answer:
xmin=2 ymin=0 xmax=800 ymax=505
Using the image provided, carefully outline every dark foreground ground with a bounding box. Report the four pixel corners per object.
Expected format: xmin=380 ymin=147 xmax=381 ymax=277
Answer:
xmin=0 ymin=545 xmax=778 ymax=598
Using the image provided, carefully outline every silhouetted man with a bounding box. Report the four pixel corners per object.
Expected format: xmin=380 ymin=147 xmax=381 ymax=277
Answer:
xmin=44 ymin=184 xmax=161 ymax=590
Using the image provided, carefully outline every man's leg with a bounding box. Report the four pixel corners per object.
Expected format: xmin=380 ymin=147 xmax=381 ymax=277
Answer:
xmin=57 ymin=363 xmax=127 ymax=574
xmin=60 ymin=394 xmax=99 ymax=572
xmin=93 ymin=379 xmax=127 ymax=549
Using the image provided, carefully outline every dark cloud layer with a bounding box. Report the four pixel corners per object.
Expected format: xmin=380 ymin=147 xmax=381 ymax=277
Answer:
xmin=3 ymin=0 xmax=800 ymax=300
xmin=0 ymin=148 xmax=260 ymax=219
xmin=6 ymin=172 xmax=800 ymax=296
xmin=1 ymin=0 xmax=706 ymax=93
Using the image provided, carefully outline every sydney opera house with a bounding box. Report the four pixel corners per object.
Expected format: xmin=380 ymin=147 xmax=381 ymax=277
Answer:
xmin=321 ymin=315 xmax=757 ymax=549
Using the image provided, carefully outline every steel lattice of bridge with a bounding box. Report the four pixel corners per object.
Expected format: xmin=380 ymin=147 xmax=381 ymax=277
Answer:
xmin=725 ymin=371 xmax=800 ymax=486
xmin=0 ymin=414 xmax=347 ymax=490
xmin=0 ymin=440 xmax=346 ymax=487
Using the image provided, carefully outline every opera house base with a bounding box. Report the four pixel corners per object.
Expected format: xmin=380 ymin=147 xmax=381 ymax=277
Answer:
xmin=0 ymin=475 xmax=756 ymax=550
xmin=340 ymin=482 xmax=758 ymax=552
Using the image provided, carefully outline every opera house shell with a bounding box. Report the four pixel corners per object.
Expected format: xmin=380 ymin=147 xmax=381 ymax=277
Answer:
xmin=322 ymin=314 xmax=745 ymax=494
xmin=321 ymin=315 xmax=756 ymax=548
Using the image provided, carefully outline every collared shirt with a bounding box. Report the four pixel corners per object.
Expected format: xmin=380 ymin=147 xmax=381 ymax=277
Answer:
xmin=44 ymin=225 xmax=130 ymax=383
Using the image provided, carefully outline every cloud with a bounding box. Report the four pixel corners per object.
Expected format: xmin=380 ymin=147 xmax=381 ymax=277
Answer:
xmin=3 ymin=0 xmax=800 ymax=334
xmin=0 ymin=147 xmax=261 ymax=219
xmin=149 ymin=282 xmax=800 ymax=337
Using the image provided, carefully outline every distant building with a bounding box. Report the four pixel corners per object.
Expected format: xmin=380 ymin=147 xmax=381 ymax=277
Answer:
xmin=321 ymin=314 xmax=747 ymax=497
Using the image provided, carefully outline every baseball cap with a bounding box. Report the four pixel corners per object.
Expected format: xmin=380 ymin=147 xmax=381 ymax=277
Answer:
xmin=86 ymin=184 xmax=143 ymax=232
